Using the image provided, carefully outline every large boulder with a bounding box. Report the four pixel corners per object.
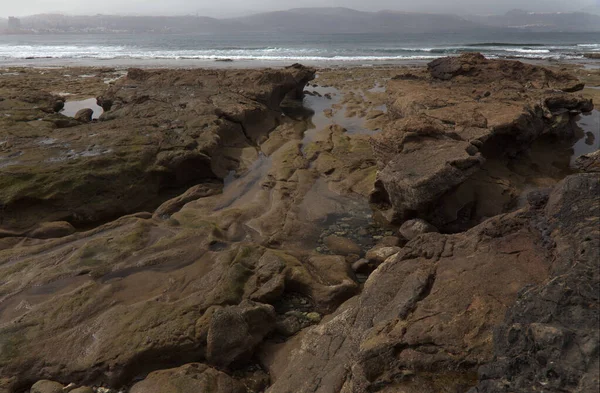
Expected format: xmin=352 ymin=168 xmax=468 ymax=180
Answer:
xmin=264 ymin=172 xmax=599 ymax=393
xmin=471 ymin=173 xmax=600 ymax=393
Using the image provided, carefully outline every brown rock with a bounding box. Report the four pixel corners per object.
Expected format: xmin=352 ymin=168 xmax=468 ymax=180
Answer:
xmin=323 ymin=235 xmax=362 ymax=256
xmin=264 ymin=173 xmax=599 ymax=393
xmin=30 ymin=380 xmax=64 ymax=393
xmin=371 ymin=54 xmax=592 ymax=230
xmin=0 ymin=65 xmax=315 ymax=232
xmin=365 ymin=246 xmax=401 ymax=265
xmin=398 ymin=218 xmax=438 ymax=240
xmin=74 ymin=108 xmax=94 ymax=123
xmin=130 ymin=363 xmax=246 ymax=393
xmin=375 ymin=235 xmax=402 ymax=247
xmin=574 ymin=150 xmax=600 ymax=173
xmin=206 ymin=300 xmax=276 ymax=368
xmin=27 ymin=221 xmax=76 ymax=239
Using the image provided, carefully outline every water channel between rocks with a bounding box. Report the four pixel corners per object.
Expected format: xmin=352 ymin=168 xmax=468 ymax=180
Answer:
xmin=61 ymin=97 xmax=104 ymax=119
xmin=0 ymin=80 xmax=597 ymax=326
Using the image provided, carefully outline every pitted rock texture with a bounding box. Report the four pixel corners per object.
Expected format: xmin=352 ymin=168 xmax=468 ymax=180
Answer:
xmin=470 ymin=173 xmax=600 ymax=393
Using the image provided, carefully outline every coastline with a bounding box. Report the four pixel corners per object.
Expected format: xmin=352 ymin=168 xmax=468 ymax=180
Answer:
xmin=1 ymin=55 xmax=599 ymax=70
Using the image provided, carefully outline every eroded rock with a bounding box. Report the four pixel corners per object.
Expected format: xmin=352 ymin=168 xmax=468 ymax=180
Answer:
xmin=265 ymin=172 xmax=598 ymax=393
xmin=371 ymin=53 xmax=593 ymax=230
xmin=206 ymin=300 xmax=276 ymax=368
xmin=0 ymin=65 xmax=315 ymax=233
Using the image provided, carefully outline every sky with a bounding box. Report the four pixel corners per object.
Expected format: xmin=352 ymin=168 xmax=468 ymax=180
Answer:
xmin=1 ymin=0 xmax=599 ymax=18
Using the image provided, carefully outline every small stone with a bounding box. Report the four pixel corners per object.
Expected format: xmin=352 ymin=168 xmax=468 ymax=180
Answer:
xmin=324 ymin=235 xmax=362 ymax=256
xmin=372 ymin=235 xmax=383 ymax=240
xmin=384 ymin=231 xmax=393 ymax=236
xmin=74 ymin=108 xmax=94 ymax=123
xmin=399 ymin=219 xmax=438 ymax=241
xmin=63 ymin=383 xmax=78 ymax=392
xmin=30 ymin=380 xmax=64 ymax=393
xmin=276 ymin=313 xmax=304 ymax=336
xmin=345 ymin=253 xmax=361 ymax=264
xmin=305 ymin=312 xmax=322 ymax=323
xmin=366 ymin=246 xmax=401 ymax=266
xmin=376 ymin=236 xmax=402 ymax=247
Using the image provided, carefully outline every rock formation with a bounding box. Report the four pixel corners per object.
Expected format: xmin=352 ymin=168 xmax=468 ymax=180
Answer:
xmin=0 ymin=65 xmax=315 ymax=233
xmin=370 ymin=53 xmax=593 ymax=231
xmin=0 ymin=56 xmax=597 ymax=393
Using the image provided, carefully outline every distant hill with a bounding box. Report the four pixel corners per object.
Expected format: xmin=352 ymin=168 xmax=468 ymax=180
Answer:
xmin=233 ymin=8 xmax=483 ymax=33
xmin=4 ymin=8 xmax=600 ymax=34
xmin=17 ymin=13 xmax=232 ymax=33
xmin=466 ymin=9 xmax=600 ymax=32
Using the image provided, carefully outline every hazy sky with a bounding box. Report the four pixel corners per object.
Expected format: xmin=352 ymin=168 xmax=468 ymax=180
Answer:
xmin=2 ymin=0 xmax=599 ymax=18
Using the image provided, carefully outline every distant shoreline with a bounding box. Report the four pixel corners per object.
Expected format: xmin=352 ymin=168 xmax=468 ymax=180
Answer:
xmin=1 ymin=56 xmax=599 ymax=70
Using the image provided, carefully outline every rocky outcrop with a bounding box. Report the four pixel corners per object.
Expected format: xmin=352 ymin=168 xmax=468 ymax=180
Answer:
xmin=470 ymin=173 xmax=600 ymax=393
xmin=264 ymin=171 xmax=599 ymax=393
xmin=0 ymin=236 xmax=357 ymax=391
xmin=0 ymin=60 xmax=597 ymax=393
xmin=370 ymin=53 xmax=593 ymax=230
xmin=0 ymin=65 xmax=315 ymax=233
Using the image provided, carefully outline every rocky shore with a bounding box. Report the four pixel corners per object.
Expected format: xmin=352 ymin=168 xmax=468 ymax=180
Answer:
xmin=0 ymin=54 xmax=598 ymax=393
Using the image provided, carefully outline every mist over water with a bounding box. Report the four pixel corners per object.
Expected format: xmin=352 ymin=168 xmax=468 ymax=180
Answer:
xmin=1 ymin=31 xmax=599 ymax=64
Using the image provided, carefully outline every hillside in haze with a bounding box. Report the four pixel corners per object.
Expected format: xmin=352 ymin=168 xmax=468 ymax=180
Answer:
xmin=2 ymin=7 xmax=600 ymax=33
xmin=466 ymin=9 xmax=600 ymax=31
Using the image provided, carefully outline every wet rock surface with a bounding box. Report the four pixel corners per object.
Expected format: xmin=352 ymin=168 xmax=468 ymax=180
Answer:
xmin=371 ymin=53 xmax=593 ymax=231
xmin=0 ymin=65 xmax=315 ymax=232
xmin=0 ymin=57 xmax=598 ymax=393
xmin=265 ymin=171 xmax=599 ymax=393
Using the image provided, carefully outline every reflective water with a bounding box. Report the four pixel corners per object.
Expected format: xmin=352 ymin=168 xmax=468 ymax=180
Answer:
xmin=572 ymin=109 xmax=600 ymax=163
xmin=61 ymin=97 xmax=103 ymax=119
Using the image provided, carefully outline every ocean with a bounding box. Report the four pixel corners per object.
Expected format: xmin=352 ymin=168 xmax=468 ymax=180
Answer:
xmin=0 ymin=31 xmax=599 ymax=66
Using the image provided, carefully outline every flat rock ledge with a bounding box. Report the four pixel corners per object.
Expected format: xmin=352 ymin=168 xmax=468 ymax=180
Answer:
xmin=370 ymin=53 xmax=593 ymax=230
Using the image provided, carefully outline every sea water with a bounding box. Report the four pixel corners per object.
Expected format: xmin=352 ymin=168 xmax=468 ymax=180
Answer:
xmin=0 ymin=31 xmax=599 ymax=65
